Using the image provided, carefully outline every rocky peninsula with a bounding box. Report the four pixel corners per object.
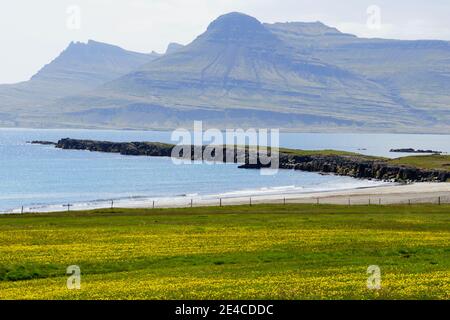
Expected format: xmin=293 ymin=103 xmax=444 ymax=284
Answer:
xmin=31 ymin=138 xmax=450 ymax=183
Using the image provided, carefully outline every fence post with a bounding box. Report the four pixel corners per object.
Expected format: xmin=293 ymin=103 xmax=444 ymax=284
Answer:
xmin=21 ymin=206 xmax=24 ymax=214
xmin=283 ymin=197 xmax=286 ymax=205
xmin=348 ymin=198 xmax=351 ymax=206
xmin=438 ymin=196 xmax=441 ymax=205
xmin=250 ymin=197 xmax=252 ymax=206
xmin=379 ymin=198 xmax=381 ymax=205
xmin=152 ymin=201 xmax=155 ymax=209
xmin=191 ymin=199 xmax=193 ymax=208
xmin=220 ymin=198 xmax=222 ymax=207
xmin=408 ymin=199 xmax=411 ymax=205
xmin=111 ymin=200 xmax=114 ymax=209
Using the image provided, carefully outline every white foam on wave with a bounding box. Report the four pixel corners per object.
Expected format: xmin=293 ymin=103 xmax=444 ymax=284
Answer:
xmin=3 ymin=179 xmax=393 ymax=214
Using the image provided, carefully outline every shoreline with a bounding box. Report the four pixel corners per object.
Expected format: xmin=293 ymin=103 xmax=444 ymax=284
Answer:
xmin=3 ymin=182 xmax=449 ymax=214
xmin=2 ymin=126 xmax=450 ymax=135
xmin=2 ymin=138 xmax=448 ymax=214
xmin=31 ymin=138 xmax=450 ymax=183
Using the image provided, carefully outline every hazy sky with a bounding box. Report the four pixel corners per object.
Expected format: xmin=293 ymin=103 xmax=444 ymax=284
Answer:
xmin=1 ymin=0 xmax=449 ymax=84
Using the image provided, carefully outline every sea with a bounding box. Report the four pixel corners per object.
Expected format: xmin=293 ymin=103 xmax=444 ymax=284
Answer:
xmin=1 ymin=128 xmax=449 ymax=213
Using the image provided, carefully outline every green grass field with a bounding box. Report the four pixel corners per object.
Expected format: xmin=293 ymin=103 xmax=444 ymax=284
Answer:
xmin=0 ymin=204 xmax=449 ymax=300
xmin=388 ymin=154 xmax=450 ymax=171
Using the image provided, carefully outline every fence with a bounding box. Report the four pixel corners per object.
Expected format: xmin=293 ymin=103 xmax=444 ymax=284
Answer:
xmin=175 ymin=193 xmax=450 ymax=208
xmin=2 ymin=193 xmax=449 ymax=215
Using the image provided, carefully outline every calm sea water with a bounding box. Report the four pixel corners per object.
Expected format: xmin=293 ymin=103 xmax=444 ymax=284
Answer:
xmin=1 ymin=128 xmax=449 ymax=212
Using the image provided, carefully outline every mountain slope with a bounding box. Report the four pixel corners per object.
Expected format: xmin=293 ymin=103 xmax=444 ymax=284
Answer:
xmin=165 ymin=42 xmax=184 ymax=54
xmin=266 ymin=22 xmax=450 ymax=124
xmin=0 ymin=40 xmax=158 ymax=126
xmin=1 ymin=13 xmax=449 ymax=132
xmin=57 ymin=12 xmax=425 ymax=131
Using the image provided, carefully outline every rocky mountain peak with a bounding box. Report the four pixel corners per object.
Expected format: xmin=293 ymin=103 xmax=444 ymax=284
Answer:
xmin=201 ymin=12 xmax=278 ymax=45
xmin=165 ymin=42 xmax=184 ymax=54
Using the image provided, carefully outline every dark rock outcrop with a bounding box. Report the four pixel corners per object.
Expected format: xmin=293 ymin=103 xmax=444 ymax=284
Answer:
xmin=390 ymin=148 xmax=442 ymax=154
xmin=55 ymin=138 xmax=174 ymax=157
xmin=270 ymin=153 xmax=449 ymax=182
xmin=33 ymin=138 xmax=450 ymax=183
xmin=30 ymin=140 xmax=56 ymax=145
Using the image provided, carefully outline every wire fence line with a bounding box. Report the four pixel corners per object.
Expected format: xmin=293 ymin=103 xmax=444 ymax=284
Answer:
xmin=180 ymin=194 xmax=450 ymax=208
xmin=2 ymin=193 xmax=450 ymax=215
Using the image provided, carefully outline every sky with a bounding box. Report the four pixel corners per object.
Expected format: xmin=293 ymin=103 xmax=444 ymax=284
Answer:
xmin=1 ymin=0 xmax=449 ymax=84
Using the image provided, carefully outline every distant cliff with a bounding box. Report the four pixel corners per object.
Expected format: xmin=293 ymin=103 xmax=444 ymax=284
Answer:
xmin=32 ymin=138 xmax=450 ymax=183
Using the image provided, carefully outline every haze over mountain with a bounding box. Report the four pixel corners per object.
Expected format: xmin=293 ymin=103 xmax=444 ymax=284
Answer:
xmin=165 ymin=42 xmax=185 ymax=54
xmin=1 ymin=12 xmax=449 ymax=132
xmin=266 ymin=22 xmax=450 ymax=125
xmin=0 ymin=40 xmax=158 ymax=125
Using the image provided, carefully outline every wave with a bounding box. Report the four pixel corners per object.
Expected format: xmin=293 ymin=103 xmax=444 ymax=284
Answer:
xmin=2 ymin=179 xmax=392 ymax=214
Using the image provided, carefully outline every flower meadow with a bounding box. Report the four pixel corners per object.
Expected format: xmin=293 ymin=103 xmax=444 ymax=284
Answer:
xmin=0 ymin=204 xmax=448 ymax=299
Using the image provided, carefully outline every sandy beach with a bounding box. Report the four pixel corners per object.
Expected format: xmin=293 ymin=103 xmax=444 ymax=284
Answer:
xmin=241 ymin=182 xmax=450 ymax=206
xmin=8 ymin=182 xmax=449 ymax=214
xmin=145 ymin=182 xmax=450 ymax=208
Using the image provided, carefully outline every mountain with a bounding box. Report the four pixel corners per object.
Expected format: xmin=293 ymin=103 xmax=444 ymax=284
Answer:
xmin=1 ymin=12 xmax=449 ymax=132
xmin=266 ymin=22 xmax=450 ymax=125
xmin=31 ymin=40 xmax=160 ymax=91
xmin=166 ymin=42 xmax=184 ymax=54
xmin=55 ymin=12 xmax=427 ymax=131
xmin=0 ymin=40 xmax=158 ymax=126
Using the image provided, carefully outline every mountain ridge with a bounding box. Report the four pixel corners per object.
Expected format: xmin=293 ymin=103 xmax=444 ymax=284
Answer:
xmin=56 ymin=12 xmax=425 ymax=131
xmin=0 ymin=12 xmax=449 ymax=132
xmin=0 ymin=40 xmax=158 ymax=118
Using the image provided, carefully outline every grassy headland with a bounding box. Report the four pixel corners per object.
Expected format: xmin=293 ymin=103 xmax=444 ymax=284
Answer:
xmin=282 ymin=147 xmax=450 ymax=172
xmin=388 ymin=154 xmax=450 ymax=171
xmin=0 ymin=204 xmax=448 ymax=299
xmin=278 ymin=147 xmax=384 ymax=160
xmin=32 ymin=139 xmax=450 ymax=182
